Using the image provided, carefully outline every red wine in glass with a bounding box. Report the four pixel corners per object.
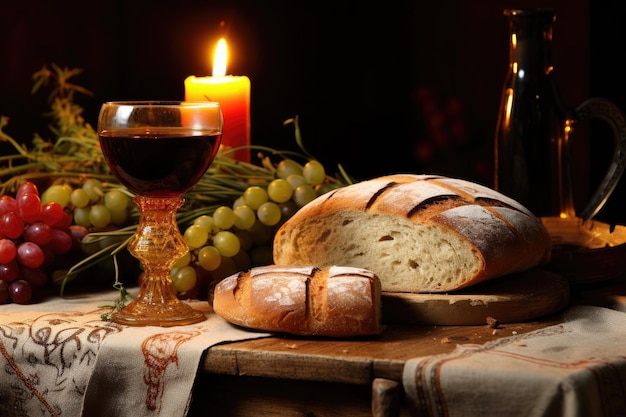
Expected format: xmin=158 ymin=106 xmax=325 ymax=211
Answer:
xmin=99 ymin=127 xmax=221 ymax=197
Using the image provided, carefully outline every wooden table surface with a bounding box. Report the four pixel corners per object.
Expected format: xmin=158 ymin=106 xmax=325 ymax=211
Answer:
xmin=190 ymin=278 xmax=625 ymax=416
xmin=191 ymin=316 xmax=564 ymax=417
xmin=200 ymin=316 xmax=565 ymax=384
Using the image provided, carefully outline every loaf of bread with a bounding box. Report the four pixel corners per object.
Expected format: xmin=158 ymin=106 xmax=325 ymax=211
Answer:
xmin=273 ymin=174 xmax=552 ymax=293
xmin=212 ymin=265 xmax=383 ymax=336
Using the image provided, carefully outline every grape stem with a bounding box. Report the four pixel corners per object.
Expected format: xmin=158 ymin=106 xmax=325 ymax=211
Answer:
xmin=99 ymin=281 xmax=133 ymax=321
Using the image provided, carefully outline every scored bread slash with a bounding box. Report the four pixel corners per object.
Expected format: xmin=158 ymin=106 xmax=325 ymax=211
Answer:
xmin=273 ymin=174 xmax=552 ymax=293
xmin=212 ymin=265 xmax=383 ymax=337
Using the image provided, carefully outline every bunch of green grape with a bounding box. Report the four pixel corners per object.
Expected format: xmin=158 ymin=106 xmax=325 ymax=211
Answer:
xmin=40 ymin=179 xmax=133 ymax=230
xmin=171 ymin=158 xmax=339 ymax=299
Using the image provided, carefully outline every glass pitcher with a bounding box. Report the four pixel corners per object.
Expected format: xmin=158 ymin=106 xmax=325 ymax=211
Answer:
xmin=494 ymin=8 xmax=626 ymax=221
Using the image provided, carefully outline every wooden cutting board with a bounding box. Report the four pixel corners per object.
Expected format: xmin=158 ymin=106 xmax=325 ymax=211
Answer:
xmin=381 ymin=268 xmax=569 ymax=325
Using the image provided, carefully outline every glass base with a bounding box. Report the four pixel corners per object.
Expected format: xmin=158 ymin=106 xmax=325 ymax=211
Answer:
xmin=112 ymin=195 xmax=206 ymax=327
xmin=111 ymin=298 xmax=206 ymax=327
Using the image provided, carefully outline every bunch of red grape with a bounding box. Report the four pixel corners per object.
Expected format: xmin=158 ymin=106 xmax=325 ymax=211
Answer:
xmin=0 ymin=182 xmax=77 ymax=304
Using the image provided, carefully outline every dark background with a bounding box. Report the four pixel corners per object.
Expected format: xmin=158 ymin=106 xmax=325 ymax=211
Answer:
xmin=1 ymin=0 xmax=625 ymax=223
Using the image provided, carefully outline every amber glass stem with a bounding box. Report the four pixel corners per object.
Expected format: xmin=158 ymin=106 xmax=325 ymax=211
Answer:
xmin=111 ymin=195 xmax=205 ymax=326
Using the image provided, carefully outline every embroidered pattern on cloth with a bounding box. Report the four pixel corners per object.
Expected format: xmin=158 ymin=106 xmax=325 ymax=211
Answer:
xmin=142 ymin=331 xmax=201 ymax=412
xmin=0 ymin=309 xmax=121 ymax=417
xmin=0 ymin=290 xmax=271 ymax=417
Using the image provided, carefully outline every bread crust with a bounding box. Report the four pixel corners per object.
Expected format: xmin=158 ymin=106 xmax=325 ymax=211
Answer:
xmin=273 ymin=174 xmax=552 ymax=293
xmin=212 ymin=265 xmax=383 ymax=336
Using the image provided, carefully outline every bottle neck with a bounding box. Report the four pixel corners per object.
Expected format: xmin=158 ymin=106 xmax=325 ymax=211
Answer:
xmin=505 ymin=9 xmax=556 ymax=74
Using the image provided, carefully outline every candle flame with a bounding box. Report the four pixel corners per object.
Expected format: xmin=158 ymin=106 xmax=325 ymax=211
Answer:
xmin=212 ymin=38 xmax=227 ymax=77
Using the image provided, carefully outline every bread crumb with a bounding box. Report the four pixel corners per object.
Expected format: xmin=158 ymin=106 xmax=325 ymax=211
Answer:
xmin=486 ymin=316 xmax=500 ymax=328
xmin=513 ymin=341 xmax=527 ymax=347
xmin=492 ymin=329 xmax=498 ymax=335
xmin=512 ymin=331 xmax=518 ymax=335
xmin=285 ymin=343 xmax=298 ymax=349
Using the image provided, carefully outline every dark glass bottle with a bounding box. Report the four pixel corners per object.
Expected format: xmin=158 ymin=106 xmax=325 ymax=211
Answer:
xmin=494 ymin=8 xmax=571 ymax=218
xmin=494 ymin=8 xmax=626 ymax=220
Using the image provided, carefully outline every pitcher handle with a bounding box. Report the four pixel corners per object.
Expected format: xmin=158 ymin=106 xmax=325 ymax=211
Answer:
xmin=575 ymin=98 xmax=626 ymax=221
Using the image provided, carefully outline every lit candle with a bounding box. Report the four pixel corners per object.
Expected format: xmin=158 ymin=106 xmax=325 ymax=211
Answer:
xmin=185 ymin=38 xmax=251 ymax=162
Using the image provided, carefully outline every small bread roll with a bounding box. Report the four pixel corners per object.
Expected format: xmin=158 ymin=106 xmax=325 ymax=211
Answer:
xmin=212 ymin=265 xmax=383 ymax=337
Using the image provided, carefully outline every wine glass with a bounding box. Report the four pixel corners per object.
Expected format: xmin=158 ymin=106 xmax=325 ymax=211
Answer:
xmin=97 ymin=101 xmax=223 ymax=326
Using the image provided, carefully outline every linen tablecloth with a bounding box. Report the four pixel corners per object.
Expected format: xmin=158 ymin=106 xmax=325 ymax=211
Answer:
xmin=0 ymin=288 xmax=271 ymax=417
xmin=403 ymin=305 xmax=626 ymax=417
